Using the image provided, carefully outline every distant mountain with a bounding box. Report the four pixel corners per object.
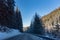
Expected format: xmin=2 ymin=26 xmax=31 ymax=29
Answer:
xmin=42 ymin=7 xmax=60 ymax=32
xmin=23 ymin=26 xmax=29 ymax=32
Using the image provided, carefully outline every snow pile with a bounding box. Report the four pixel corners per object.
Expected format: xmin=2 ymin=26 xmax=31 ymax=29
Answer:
xmin=6 ymin=33 xmax=45 ymax=40
xmin=0 ymin=26 xmax=11 ymax=32
xmin=0 ymin=29 xmax=21 ymax=40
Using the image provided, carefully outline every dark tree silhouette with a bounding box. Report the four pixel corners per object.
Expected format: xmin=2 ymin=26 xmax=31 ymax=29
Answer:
xmin=29 ymin=13 xmax=45 ymax=35
xmin=7 ymin=0 xmax=15 ymax=28
xmin=15 ymin=7 xmax=23 ymax=32
xmin=0 ymin=0 xmax=16 ymax=28
xmin=0 ymin=0 xmax=23 ymax=32
xmin=0 ymin=0 xmax=9 ymax=26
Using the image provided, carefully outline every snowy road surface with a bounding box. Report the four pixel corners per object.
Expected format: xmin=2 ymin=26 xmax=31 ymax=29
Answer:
xmin=5 ymin=33 xmax=44 ymax=40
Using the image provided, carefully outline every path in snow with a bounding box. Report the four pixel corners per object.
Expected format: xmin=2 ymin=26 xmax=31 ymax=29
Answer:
xmin=5 ymin=33 xmax=44 ymax=40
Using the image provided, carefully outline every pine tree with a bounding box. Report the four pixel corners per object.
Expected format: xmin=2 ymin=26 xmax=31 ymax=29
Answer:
xmin=0 ymin=0 xmax=8 ymax=26
xmin=15 ymin=7 xmax=23 ymax=32
xmin=7 ymin=0 xmax=15 ymax=28
xmin=29 ymin=13 xmax=44 ymax=35
xmin=0 ymin=0 xmax=18 ymax=29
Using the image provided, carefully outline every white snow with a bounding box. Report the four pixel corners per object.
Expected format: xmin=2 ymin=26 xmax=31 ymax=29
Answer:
xmin=5 ymin=33 xmax=45 ymax=40
xmin=0 ymin=29 xmax=21 ymax=40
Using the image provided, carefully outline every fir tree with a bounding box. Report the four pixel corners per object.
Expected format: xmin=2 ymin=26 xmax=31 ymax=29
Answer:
xmin=15 ymin=7 xmax=23 ymax=32
xmin=29 ymin=13 xmax=45 ymax=35
xmin=7 ymin=0 xmax=15 ymax=28
xmin=0 ymin=0 xmax=8 ymax=26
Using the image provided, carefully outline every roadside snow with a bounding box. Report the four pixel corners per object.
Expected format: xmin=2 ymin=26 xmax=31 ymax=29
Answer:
xmin=0 ymin=29 xmax=21 ymax=40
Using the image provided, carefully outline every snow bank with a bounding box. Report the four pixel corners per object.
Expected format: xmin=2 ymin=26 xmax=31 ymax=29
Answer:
xmin=0 ymin=29 xmax=21 ymax=40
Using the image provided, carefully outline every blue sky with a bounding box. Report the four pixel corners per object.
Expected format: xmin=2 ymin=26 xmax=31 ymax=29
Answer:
xmin=15 ymin=0 xmax=60 ymax=27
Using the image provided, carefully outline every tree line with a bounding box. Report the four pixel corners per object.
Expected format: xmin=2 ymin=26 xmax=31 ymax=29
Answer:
xmin=0 ymin=0 xmax=23 ymax=32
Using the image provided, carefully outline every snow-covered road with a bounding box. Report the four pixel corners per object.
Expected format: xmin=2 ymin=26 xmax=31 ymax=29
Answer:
xmin=5 ymin=33 xmax=44 ymax=40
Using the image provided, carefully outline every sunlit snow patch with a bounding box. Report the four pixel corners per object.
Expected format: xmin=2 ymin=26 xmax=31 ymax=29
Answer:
xmin=0 ymin=29 xmax=21 ymax=40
